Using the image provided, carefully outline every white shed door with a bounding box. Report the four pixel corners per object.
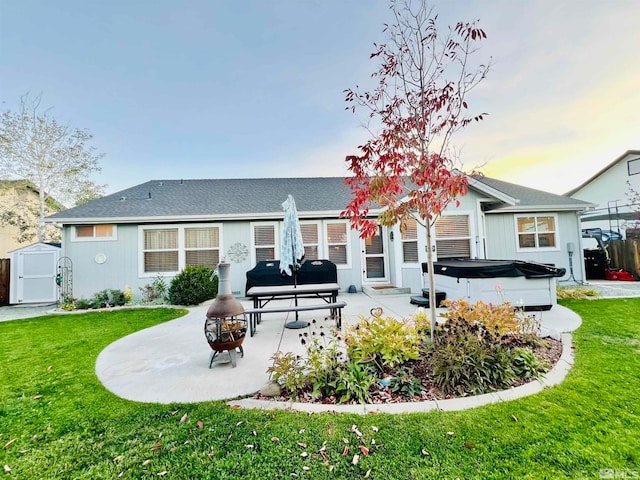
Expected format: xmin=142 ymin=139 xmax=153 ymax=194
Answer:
xmin=16 ymin=251 xmax=58 ymax=303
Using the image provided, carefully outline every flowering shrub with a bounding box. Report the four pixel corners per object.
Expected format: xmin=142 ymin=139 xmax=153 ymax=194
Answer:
xmin=123 ymin=285 xmax=133 ymax=304
xmin=440 ymin=299 xmax=524 ymax=338
xmin=345 ymin=314 xmax=421 ymax=369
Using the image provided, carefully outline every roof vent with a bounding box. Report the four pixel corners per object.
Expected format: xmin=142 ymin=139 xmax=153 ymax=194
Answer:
xmin=148 ymin=192 xmax=152 ymax=199
xmin=119 ymin=196 xmax=126 ymax=201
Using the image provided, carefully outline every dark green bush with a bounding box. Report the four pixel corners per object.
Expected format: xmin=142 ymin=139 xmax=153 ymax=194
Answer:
xmin=167 ymin=265 xmax=218 ymax=306
xmin=75 ymin=298 xmax=91 ymax=310
xmin=86 ymin=289 xmax=127 ymax=309
xmin=109 ymin=289 xmax=126 ymax=306
xmin=89 ymin=290 xmax=110 ymax=309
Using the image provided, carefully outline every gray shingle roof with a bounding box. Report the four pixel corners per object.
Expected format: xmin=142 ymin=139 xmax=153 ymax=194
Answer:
xmin=474 ymin=176 xmax=593 ymax=211
xmin=46 ymin=178 xmax=356 ymax=222
xmin=46 ymin=175 xmax=592 ymax=223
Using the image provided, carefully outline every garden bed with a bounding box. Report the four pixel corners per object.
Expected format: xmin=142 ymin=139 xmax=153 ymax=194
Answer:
xmin=258 ymin=299 xmax=564 ymax=405
xmin=257 ymin=337 xmax=562 ymax=405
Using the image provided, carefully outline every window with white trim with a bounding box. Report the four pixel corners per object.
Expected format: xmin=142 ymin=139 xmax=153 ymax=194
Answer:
xmin=252 ymin=223 xmax=277 ymax=262
xmin=140 ymin=224 xmax=222 ymax=275
xmin=300 ymin=222 xmax=320 ymax=260
xmin=72 ymin=224 xmax=117 ymax=241
xmin=325 ymin=221 xmax=349 ymax=266
xmin=516 ymin=215 xmax=558 ymax=250
xmin=401 ymin=218 xmax=419 ymax=263
xmin=435 ymin=215 xmax=471 ymax=258
xmin=143 ymin=228 xmax=179 ymax=272
xmin=185 ymin=227 xmax=220 ymax=268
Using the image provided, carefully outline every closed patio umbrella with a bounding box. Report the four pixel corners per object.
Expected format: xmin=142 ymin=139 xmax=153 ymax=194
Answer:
xmin=280 ymin=194 xmax=305 ymax=277
xmin=280 ymin=194 xmax=306 ymax=328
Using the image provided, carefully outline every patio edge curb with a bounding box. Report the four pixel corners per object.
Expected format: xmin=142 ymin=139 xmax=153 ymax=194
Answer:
xmin=227 ymin=333 xmax=574 ymax=414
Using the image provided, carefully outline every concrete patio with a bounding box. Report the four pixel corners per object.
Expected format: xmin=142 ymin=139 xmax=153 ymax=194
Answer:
xmin=94 ymin=292 xmax=582 ymax=406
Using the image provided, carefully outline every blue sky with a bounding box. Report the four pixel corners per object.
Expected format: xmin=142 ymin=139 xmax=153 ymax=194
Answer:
xmin=1 ymin=0 xmax=639 ymax=196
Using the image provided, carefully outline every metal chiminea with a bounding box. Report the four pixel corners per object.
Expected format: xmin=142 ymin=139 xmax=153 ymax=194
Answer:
xmin=204 ymin=262 xmax=247 ymax=368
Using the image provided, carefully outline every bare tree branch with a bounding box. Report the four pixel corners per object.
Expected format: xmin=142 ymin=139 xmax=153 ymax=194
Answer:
xmin=0 ymin=92 xmax=105 ymax=241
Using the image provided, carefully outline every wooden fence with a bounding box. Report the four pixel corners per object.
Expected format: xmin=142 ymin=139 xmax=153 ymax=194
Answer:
xmin=0 ymin=258 xmax=9 ymax=306
xmin=608 ymin=239 xmax=640 ymax=278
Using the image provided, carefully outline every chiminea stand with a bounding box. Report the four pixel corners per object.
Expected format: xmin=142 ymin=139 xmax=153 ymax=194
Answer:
xmin=204 ymin=262 xmax=247 ymax=368
xmin=204 ymin=317 xmax=246 ymax=368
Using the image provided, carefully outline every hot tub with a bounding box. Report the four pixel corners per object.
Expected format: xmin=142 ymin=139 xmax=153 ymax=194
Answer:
xmin=424 ymin=259 xmax=566 ymax=311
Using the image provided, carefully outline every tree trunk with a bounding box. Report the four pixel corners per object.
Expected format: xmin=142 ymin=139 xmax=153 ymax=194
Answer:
xmin=425 ymin=225 xmax=436 ymax=343
xmin=37 ymin=188 xmax=46 ymax=242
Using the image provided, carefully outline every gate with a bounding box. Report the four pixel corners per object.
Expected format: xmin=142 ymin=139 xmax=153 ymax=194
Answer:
xmin=0 ymin=258 xmax=9 ymax=306
xmin=57 ymin=257 xmax=73 ymax=304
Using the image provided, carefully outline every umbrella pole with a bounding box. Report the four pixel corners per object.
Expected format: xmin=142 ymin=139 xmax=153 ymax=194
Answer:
xmin=285 ymin=233 xmax=308 ymax=329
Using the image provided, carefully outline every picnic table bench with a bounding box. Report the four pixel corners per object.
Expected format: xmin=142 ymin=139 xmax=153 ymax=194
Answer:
xmin=244 ymin=260 xmax=346 ymax=336
xmin=245 ymin=283 xmax=345 ymax=336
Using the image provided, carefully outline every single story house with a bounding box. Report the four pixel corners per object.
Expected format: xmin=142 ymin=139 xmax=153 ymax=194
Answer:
xmin=45 ymin=176 xmax=592 ymax=301
xmin=566 ymin=149 xmax=640 ymax=238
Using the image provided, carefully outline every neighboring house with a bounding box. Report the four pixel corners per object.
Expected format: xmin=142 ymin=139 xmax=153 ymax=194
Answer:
xmin=565 ymin=150 xmax=640 ymax=238
xmin=0 ymin=180 xmax=63 ymax=258
xmin=44 ymin=176 xmax=592 ymax=301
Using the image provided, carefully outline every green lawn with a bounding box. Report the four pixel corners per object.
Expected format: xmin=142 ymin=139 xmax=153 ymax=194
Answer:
xmin=0 ymin=300 xmax=638 ymax=479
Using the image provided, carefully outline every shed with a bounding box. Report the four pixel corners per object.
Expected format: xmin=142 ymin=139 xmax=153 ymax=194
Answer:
xmin=9 ymin=242 xmax=61 ymax=305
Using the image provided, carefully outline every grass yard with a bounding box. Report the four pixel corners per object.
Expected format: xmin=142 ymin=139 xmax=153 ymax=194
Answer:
xmin=0 ymin=300 xmax=639 ymax=479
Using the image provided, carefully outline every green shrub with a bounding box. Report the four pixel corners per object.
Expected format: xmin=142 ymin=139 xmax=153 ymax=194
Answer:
xmin=109 ymin=289 xmax=126 ymax=306
xmin=345 ymin=315 xmax=421 ymax=370
xmin=267 ymin=351 xmax=305 ymax=397
xmin=431 ymin=317 xmax=516 ymax=395
xmin=167 ymin=266 xmax=218 ymax=306
xmin=89 ymin=290 xmax=110 ymax=309
xmin=139 ymin=274 xmax=168 ymax=303
xmin=75 ymin=298 xmax=91 ymax=310
xmin=512 ymin=347 xmax=548 ymax=379
xmin=84 ymin=289 xmax=127 ymax=309
xmin=390 ymin=366 xmax=424 ymax=397
xmin=333 ymin=362 xmax=377 ymax=404
xmin=304 ymin=331 xmax=345 ymax=399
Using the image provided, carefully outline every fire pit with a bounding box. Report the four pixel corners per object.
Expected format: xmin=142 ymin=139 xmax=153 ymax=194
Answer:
xmin=204 ymin=262 xmax=247 ymax=368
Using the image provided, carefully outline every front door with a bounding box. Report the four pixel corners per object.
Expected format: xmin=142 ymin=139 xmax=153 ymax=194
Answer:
xmin=361 ymin=225 xmax=389 ymax=284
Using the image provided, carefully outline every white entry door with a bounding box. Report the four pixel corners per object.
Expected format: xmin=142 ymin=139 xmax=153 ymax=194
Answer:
xmin=361 ymin=225 xmax=389 ymax=284
xmin=16 ymin=250 xmax=58 ymax=303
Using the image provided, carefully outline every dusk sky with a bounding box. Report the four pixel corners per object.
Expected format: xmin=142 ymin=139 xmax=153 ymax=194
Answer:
xmin=1 ymin=0 xmax=639 ymax=197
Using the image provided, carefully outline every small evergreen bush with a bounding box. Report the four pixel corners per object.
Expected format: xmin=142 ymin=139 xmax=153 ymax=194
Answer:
xmin=167 ymin=265 xmax=218 ymax=306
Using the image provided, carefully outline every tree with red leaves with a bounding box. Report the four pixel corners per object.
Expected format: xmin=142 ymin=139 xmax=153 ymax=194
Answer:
xmin=341 ymin=0 xmax=491 ymax=342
